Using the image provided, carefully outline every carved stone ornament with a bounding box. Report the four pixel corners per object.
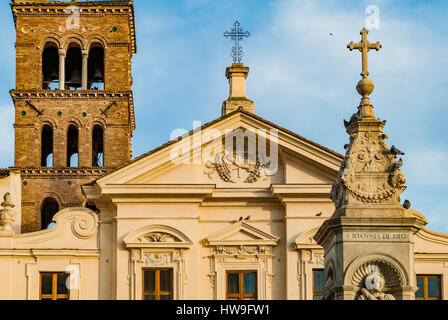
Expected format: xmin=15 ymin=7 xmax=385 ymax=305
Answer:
xmin=352 ymin=258 xmax=404 ymax=288
xmin=331 ymin=125 xmax=407 ymax=208
xmin=207 ymin=272 xmax=216 ymax=288
xmin=205 ymin=152 xmax=268 ymax=183
xmin=139 ymin=232 xmax=181 ymax=243
xmin=213 ymin=245 xmax=268 ymax=256
xmin=145 ymin=253 xmax=172 ymax=267
xmin=0 ymin=193 xmax=16 ymax=232
xmin=71 ymin=213 xmax=98 ymax=239
xmin=355 ymin=265 xmax=396 ymax=300
xmin=351 ymin=257 xmax=405 ymax=300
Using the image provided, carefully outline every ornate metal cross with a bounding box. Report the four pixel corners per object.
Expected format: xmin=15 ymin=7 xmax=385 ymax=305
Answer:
xmin=347 ymin=28 xmax=382 ymax=78
xmin=224 ymin=21 xmax=251 ymax=63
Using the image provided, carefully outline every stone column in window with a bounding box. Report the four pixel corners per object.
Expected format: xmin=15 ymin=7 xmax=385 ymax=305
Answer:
xmin=58 ymin=49 xmax=66 ymax=90
xmin=82 ymin=49 xmax=88 ymax=90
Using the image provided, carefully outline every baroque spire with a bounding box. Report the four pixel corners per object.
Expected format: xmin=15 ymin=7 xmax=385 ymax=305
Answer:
xmin=330 ymin=28 xmax=407 ymax=214
xmin=222 ymin=21 xmax=254 ymax=115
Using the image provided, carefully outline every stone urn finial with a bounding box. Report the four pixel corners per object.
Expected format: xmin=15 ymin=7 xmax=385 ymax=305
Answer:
xmin=0 ymin=192 xmax=16 ymax=234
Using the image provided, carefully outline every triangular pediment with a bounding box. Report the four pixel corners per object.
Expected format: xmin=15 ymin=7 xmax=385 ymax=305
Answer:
xmin=223 ymin=229 xmax=263 ymax=241
xmin=95 ymin=110 xmax=342 ymax=188
xmin=203 ymin=221 xmax=279 ymax=246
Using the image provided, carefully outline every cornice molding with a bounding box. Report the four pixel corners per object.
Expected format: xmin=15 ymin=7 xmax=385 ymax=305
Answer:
xmin=11 ymin=1 xmax=137 ymax=54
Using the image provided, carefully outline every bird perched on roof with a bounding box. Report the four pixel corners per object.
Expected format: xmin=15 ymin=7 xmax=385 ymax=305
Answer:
xmin=244 ymin=215 xmax=250 ymax=221
xmin=343 ymin=119 xmax=350 ymax=129
xmin=316 ymin=212 xmax=323 ymax=216
xmin=402 ymin=200 xmax=411 ymax=209
xmin=238 ymin=216 xmax=243 ymax=221
xmin=390 ymin=145 xmax=405 ymax=157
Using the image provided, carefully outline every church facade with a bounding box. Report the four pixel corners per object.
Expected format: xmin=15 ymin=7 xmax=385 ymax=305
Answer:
xmin=0 ymin=0 xmax=447 ymax=300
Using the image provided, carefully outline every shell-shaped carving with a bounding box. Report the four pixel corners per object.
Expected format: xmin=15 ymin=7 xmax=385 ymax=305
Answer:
xmin=144 ymin=232 xmax=180 ymax=243
xmin=71 ymin=214 xmax=98 ymax=239
xmin=351 ymin=258 xmax=404 ymax=288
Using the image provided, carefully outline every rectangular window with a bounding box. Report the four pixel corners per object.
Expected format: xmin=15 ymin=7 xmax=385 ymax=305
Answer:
xmin=143 ymin=269 xmax=173 ymax=300
xmin=40 ymin=272 xmax=69 ymax=300
xmin=313 ymin=269 xmax=324 ymax=300
xmin=226 ymin=271 xmax=257 ymax=300
xmin=416 ymin=275 xmax=442 ymax=300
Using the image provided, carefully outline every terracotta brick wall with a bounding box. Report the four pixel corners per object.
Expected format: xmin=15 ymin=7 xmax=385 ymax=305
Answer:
xmin=11 ymin=1 xmax=136 ymax=232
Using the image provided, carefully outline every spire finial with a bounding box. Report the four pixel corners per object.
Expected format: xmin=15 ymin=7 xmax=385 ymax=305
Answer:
xmin=347 ymin=28 xmax=382 ymax=117
xmin=347 ymin=28 xmax=382 ymax=80
xmin=224 ymin=21 xmax=251 ymax=63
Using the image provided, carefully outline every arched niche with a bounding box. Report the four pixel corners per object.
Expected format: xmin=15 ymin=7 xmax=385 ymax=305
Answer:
xmin=344 ymin=253 xmax=409 ymax=300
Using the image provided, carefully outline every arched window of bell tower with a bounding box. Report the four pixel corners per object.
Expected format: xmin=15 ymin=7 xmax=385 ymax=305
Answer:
xmin=41 ymin=197 xmax=59 ymax=230
xmin=67 ymin=124 xmax=79 ymax=167
xmin=41 ymin=124 xmax=54 ymax=167
xmin=65 ymin=43 xmax=83 ymax=90
xmin=92 ymin=125 xmax=104 ymax=167
xmin=88 ymin=43 xmax=105 ymax=90
xmin=42 ymin=42 xmax=59 ymax=90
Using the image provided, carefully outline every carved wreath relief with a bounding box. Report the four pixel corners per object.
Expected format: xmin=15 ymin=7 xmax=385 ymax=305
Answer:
xmin=205 ymin=152 xmax=269 ymax=183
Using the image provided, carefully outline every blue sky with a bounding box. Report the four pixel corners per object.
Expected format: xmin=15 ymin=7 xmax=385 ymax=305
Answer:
xmin=0 ymin=0 xmax=447 ymax=232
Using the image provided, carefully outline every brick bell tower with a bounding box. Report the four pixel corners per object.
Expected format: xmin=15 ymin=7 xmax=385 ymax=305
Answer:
xmin=10 ymin=0 xmax=137 ymax=233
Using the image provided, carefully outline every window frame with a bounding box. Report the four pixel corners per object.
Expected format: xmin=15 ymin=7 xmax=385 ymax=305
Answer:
xmin=225 ymin=271 xmax=257 ymax=300
xmin=39 ymin=272 xmax=69 ymax=300
xmin=416 ymin=274 xmax=442 ymax=300
xmin=313 ymin=269 xmax=324 ymax=300
xmin=142 ymin=268 xmax=173 ymax=300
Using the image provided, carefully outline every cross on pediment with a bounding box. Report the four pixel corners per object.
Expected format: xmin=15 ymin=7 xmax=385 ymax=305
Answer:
xmin=347 ymin=28 xmax=382 ymax=78
xmin=224 ymin=21 xmax=251 ymax=63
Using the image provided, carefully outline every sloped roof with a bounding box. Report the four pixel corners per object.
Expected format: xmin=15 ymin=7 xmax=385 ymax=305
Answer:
xmin=94 ymin=108 xmax=343 ymax=183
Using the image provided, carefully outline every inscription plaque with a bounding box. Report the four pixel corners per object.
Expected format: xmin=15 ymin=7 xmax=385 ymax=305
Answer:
xmin=344 ymin=232 xmax=409 ymax=241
